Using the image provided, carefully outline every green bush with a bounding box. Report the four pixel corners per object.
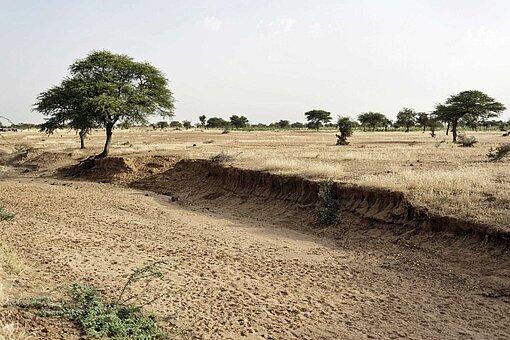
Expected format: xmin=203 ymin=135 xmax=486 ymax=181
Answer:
xmin=316 ymin=181 xmax=339 ymax=225
xmin=12 ymin=261 xmax=168 ymax=339
xmin=0 ymin=207 xmax=13 ymax=221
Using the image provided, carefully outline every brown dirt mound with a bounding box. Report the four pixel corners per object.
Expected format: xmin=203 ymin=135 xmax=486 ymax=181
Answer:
xmin=131 ymin=159 xmax=509 ymax=247
xmin=60 ymin=155 xmax=179 ymax=183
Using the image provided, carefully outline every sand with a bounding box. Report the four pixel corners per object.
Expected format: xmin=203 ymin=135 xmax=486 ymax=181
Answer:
xmin=0 ymin=168 xmax=508 ymax=339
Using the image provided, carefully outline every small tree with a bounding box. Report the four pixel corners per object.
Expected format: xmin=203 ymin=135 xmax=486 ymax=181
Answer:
xmin=336 ymin=117 xmax=354 ymax=145
xmin=229 ymin=115 xmax=249 ymax=129
xmin=427 ymin=115 xmax=443 ymax=137
xmin=396 ymin=107 xmax=417 ymax=132
xmin=434 ymin=90 xmax=505 ymax=143
xmin=304 ymin=109 xmax=332 ymax=130
xmin=290 ymin=122 xmax=304 ymax=128
xmin=170 ymin=121 xmax=182 ymax=128
xmin=35 ymin=50 xmax=175 ymax=157
xmin=198 ymin=115 xmax=207 ymax=128
xmin=182 ymin=120 xmax=192 ymax=129
xmin=416 ymin=112 xmax=429 ymax=132
xmin=277 ymin=120 xmax=290 ymax=129
xmin=156 ymin=121 xmax=169 ymax=129
xmin=206 ymin=117 xmax=229 ymax=128
xmin=357 ymin=112 xmax=388 ymax=131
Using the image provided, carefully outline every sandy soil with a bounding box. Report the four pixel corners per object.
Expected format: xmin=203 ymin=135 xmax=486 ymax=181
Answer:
xmin=0 ymin=166 xmax=509 ymax=339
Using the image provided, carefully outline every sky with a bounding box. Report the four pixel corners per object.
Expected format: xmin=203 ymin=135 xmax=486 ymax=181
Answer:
xmin=1 ymin=0 xmax=509 ymax=125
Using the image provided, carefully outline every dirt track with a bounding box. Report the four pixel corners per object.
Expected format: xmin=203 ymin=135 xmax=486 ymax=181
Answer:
xmin=1 ymin=167 xmax=509 ymax=339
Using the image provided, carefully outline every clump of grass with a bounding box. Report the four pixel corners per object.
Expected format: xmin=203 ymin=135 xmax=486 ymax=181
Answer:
xmin=0 ymin=207 xmax=13 ymax=222
xmin=487 ymin=144 xmax=510 ymax=162
xmin=457 ymin=133 xmax=477 ymax=147
xmin=0 ymin=320 xmax=29 ymax=340
xmin=315 ymin=181 xmax=339 ymax=225
xmin=11 ymin=261 xmax=168 ymax=339
xmin=260 ymin=158 xmax=342 ymax=179
xmin=210 ymin=151 xmax=238 ymax=164
xmin=0 ymin=244 xmax=24 ymax=277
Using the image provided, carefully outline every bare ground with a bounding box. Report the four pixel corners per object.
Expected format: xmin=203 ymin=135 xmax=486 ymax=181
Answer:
xmin=0 ymin=163 xmax=509 ymax=339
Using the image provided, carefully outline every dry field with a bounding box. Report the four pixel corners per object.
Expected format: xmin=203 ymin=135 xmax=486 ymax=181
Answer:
xmin=2 ymin=127 xmax=508 ymax=229
xmin=0 ymin=127 xmax=509 ymax=339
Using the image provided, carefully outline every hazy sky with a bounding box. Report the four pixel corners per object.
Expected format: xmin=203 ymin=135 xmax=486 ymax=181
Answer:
xmin=1 ymin=0 xmax=509 ymax=124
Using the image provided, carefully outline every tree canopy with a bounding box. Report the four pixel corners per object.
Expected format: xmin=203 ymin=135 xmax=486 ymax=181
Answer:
xmin=229 ymin=115 xmax=249 ymax=129
xmin=206 ymin=117 xmax=229 ymax=128
xmin=336 ymin=117 xmax=354 ymax=145
xmin=198 ymin=115 xmax=207 ymax=127
xmin=416 ymin=112 xmax=429 ymax=132
xmin=304 ymin=110 xmax=332 ymax=130
xmin=434 ymin=90 xmax=505 ymax=142
xmin=395 ymin=107 xmax=417 ymax=132
xmin=36 ymin=77 xmax=99 ymax=148
xmin=357 ymin=112 xmax=388 ymax=131
xmin=34 ymin=50 xmax=175 ymax=156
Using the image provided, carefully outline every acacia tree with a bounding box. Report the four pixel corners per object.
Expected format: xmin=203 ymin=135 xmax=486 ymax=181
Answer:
xmin=34 ymin=50 xmax=175 ymax=157
xmin=198 ymin=115 xmax=207 ymax=127
xmin=396 ymin=107 xmax=417 ymax=132
xmin=416 ymin=112 xmax=429 ymax=132
xmin=230 ymin=115 xmax=249 ymax=129
xmin=183 ymin=120 xmax=192 ymax=129
xmin=434 ymin=90 xmax=505 ymax=143
xmin=304 ymin=109 xmax=332 ymax=130
xmin=427 ymin=114 xmax=443 ymax=137
xmin=36 ymin=78 xmax=98 ymax=149
xmin=357 ymin=112 xmax=387 ymax=131
xmin=206 ymin=117 xmax=229 ymax=128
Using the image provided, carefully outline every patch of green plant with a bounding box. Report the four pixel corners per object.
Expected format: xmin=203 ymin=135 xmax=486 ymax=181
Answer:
xmin=487 ymin=143 xmax=510 ymax=162
xmin=457 ymin=133 xmax=478 ymax=147
xmin=0 ymin=207 xmax=14 ymax=221
xmin=316 ymin=181 xmax=339 ymax=225
xmin=11 ymin=261 xmax=168 ymax=339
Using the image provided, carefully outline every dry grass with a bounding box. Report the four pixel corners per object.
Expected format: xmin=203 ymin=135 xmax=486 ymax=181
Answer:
xmin=358 ymin=165 xmax=510 ymax=227
xmin=1 ymin=128 xmax=509 ymax=228
xmin=0 ymin=209 xmax=27 ymax=340
xmin=259 ymin=158 xmax=343 ymax=179
xmin=0 ymin=320 xmax=29 ymax=340
xmin=0 ymin=248 xmax=27 ymax=340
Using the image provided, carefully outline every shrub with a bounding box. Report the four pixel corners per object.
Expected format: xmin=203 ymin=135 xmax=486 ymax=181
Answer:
xmin=0 ymin=207 xmax=13 ymax=221
xmin=210 ymin=151 xmax=237 ymax=163
xmin=457 ymin=133 xmax=477 ymax=147
xmin=156 ymin=121 xmax=169 ymax=129
xmin=315 ymin=181 xmax=339 ymax=225
xmin=336 ymin=117 xmax=354 ymax=145
xmin=487 ymin=144 xmax=510 ymax=162
xmin=169 ymin=121 xmax=182 ymax=128
xmin=12 ymin=261 xmax=168 ymax=339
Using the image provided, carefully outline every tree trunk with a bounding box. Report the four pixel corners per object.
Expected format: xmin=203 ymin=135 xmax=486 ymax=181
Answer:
xmin=79 ymin=130 xmax=86 ymax=149
xmin=405 ymin=125 xmax=410 ymax=132
xmin=452 ymin=121 xmax=458 ymax=143
xmin=423 ymin=125 xmax=426 ymax=133
xmin=97 ymin=122 xmax=114 ymax=158
xmin=446 ymin=122 xmax=450 ymax=135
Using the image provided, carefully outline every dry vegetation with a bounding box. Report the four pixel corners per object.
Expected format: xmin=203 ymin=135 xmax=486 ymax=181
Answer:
xmin=0 ymin=221 xmax=28 ymax=340
xmin=1 ymin=127 xmax=509 ymax=228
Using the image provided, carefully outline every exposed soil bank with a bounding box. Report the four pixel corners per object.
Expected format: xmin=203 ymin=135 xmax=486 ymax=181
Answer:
xmin=132 ymin=159 xmax=509 ymax=248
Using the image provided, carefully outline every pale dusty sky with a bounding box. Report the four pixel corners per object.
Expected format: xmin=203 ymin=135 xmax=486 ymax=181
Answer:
xmin=1 ymin=0 xmax=509 ymax=124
